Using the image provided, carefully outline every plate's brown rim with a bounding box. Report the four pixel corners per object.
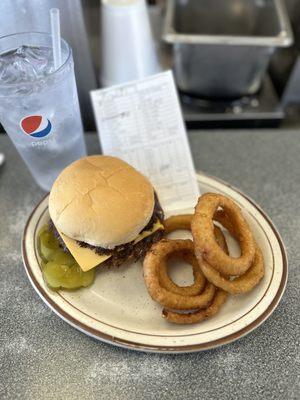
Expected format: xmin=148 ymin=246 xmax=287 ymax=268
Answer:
xmin=21 ymin=175 xmax=288 ymax=353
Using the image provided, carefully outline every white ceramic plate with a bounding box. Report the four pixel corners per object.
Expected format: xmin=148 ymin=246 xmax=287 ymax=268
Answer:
xmin=22 ymin=174 xmax=287 ymax=353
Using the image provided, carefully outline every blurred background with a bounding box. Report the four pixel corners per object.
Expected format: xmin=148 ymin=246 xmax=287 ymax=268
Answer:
xmin=1 ymin=0 xmax=300 ymax=130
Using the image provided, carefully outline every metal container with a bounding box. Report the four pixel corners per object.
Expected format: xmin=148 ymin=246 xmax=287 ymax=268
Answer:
xmin=164 ymin=0 xmax=293 ymax=98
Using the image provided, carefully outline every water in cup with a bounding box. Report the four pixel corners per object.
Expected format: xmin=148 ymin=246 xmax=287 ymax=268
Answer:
xmin=0 ymin=32 xmax=86 ymax=191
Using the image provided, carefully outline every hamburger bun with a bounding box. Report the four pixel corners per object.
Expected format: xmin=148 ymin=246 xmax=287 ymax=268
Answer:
xmin=49 ymin=155 xmax=155 ymax=249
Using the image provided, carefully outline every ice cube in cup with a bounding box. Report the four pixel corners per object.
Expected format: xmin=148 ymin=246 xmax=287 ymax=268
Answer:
xmin=0 ymin=45 xmax=54 ymax=84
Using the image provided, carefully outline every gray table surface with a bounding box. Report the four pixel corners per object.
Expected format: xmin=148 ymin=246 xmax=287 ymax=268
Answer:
xmin=1 ymin=131 xmax=299 ymax=400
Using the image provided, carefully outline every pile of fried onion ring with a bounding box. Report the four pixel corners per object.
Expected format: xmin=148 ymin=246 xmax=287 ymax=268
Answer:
xmin=143 ymin=193 xmax=265 ymax=325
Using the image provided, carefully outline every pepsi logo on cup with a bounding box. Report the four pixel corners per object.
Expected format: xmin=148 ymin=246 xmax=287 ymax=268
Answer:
xmin=20 ymin=115 xmax=52 ymax=138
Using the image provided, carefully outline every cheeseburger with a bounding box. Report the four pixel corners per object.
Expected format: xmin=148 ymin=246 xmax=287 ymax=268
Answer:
xmin=48 ymin=155 xmax=164 ymax=272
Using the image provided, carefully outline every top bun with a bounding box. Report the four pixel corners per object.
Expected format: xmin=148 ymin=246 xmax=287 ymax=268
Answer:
xmin=49 ymin=155 xmax=155 ymax=249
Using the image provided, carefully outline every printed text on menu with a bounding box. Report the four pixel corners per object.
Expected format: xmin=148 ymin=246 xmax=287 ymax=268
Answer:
xmin=91 ymin=71 xmax=200 ymax=212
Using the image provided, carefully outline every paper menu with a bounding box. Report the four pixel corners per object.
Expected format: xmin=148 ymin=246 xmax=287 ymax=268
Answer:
xmin=90 ymin=71 xmax=200 ymax=212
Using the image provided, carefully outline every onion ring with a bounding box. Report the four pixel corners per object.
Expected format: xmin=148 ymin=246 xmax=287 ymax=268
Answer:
xmin=162 ymin=226 xmax=229 ymax=324
xmin=162 ymin=290 xmax=228 ymax=324
xmin=200 ymin=210 xmax=265 ymax=294
xmin=200 ymin=246 xmax=264 ymax=294
xmin=159 ymin=252 xmax=206 ymax=296
xmin=161 ymin=215 xmax=228 ymax=296
xmin=164 ymin=214 xmax=229 ymax=255
xmin=161 ymin=215 xmax=205 ymax=295
xmin=192 ymin=193 xmax=255 ymax=276
xmin=143 ymin=239 xmax=216 ymax=310
xmin=164 ymin=215 xmax=192 ymax=234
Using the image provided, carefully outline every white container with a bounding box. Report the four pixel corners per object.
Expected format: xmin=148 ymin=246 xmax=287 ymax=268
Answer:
xmin=101 ymin=0 xmax=160 ymax=87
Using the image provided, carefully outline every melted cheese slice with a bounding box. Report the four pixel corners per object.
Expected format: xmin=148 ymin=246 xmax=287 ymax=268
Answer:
xmin=58 ymin=220 xmax=164 ymax=272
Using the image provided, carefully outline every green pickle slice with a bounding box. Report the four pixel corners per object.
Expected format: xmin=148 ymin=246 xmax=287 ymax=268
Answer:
xmin=43 ymin=261 xmax=95 ymax=290
xmin=38 ymin=228 xmax=60 ymax=262
xmin=38 ymin=225 xmax=95 ymax=290
xmin=52 ymin=251 xmax=75 ymax=267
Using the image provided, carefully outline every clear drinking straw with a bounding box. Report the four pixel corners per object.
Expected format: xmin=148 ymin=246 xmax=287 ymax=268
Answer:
xmin=50 ymin=8 xmax=62 ymax=70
